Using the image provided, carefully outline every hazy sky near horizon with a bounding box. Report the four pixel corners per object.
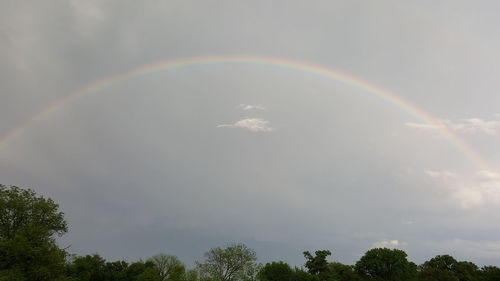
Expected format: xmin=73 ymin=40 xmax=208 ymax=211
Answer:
xmin=2 ymin=0 xmax=500 ymax=267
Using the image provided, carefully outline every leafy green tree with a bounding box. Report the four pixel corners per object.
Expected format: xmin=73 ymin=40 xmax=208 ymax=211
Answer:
xmin=292 ymin=268 xmax=318 ymax=281
xmin=137 ymin=267 xmax=162 ymax=281
xmin=418 ymin=255 xmax=480 ymax=281
xmin=480 ymin=266 xmax=500 ymax=281
xmin=258 ymin=262 xmax=294 ymax=281
xmin=454 ymin=261 xmax=479 ymax=281
xmin=328 ymin=262 xmax=361 ymax=281
xmin=354 ymin=248 xmax=416 ymax=281
xmin=65 ymin=254 xmax=107 ymax=281
xmin=103 ymin=260 xmax=130 ymax=281
xmin=149 ymin=254 xmax=185 ymax=281
xmin=0 ymin=184 xmax=68 ymax=281
xmin=239 ymin=262 xmax=262 ymax=281
xmin=303 ymin=250 xmax=332 ymax=278
xmin=127 ymin=260 xmax=157 ymax=279
xmin=418 ymin=255 xmax=459 ymax=281
xmin=185 ymin=269 xmax=199 ymax=281
xmin=197 ymin=243 xmax=257 ymax=281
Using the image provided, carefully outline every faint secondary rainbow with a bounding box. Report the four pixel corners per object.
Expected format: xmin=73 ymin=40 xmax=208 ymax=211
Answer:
xmin=0 ymin=54 xmax=488 ymax=169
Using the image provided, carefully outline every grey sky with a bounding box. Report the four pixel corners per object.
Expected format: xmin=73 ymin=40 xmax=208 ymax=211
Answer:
xmin=2 ymin=0 xmax=500 ymax=267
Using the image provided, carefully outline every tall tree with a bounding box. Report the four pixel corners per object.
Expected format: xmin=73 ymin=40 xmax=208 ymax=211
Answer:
xmin=354 ymin=248 xmax=416 ymax=281
xmin=303 ymin=250 xmax=331 ymax=276
xmin=480 ymin=266 xmax=500 ymax=281
xmin=417 ymin=255 xmax=480 ymax=281
xmin=328 ymin=262 xmax=361 ymax=281
xmin=303 ymin=250 xmax=332 ymax=280
xmin=418 ymin=255 xmax=459 ymax=281
xmin=149 ymin=254 xmax=185 ymax=281
xmin=0 ymin=184 xmax=68 ymax=281
xmin=258 ymin=262 xmax=294 ymax=281
xmin=197 ymin=243 xmax=257 ymax=281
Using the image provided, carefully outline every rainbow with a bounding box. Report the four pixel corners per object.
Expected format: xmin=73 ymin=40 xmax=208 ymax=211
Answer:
xmin=0 ymin=54 xmax=488 ymax=169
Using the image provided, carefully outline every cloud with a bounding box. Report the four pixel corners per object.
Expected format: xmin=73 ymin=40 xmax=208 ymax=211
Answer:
xmin=217 ymin=118 xmax=273 ymax=132
xmin=426 ymin=170 xmax=500 ymax=208
xmin=371 ymin=240 xmax=400 ymax=249
xmin=406 ymin=117 xmax=500 ymax=136
xmin=405 ymin=122 xmax=440 ymax=130
xmin=476 ymin=170 xmax=500 ymax=181
xmin=237 ymin=104 xmax=266 ymax=111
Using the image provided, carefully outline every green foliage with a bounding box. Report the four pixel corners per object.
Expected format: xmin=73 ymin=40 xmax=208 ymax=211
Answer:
xmin=303 ymin=250 xmax=332 ymax=277
xmin=480 ymin=266 xmax=500 ymax=281
xmin=197 ymin=243 xmax=257 ymax=281
xmin=65 ymin=255 xmax=166 ymax=281
xmin=328 ymin=262 xmax=361 ymax=281
xmin=149 ymin=254 xmax=185 ymax=281
xmin=137 ymin=267 xmax=162 ymax=281
xmin=185 ymin=269 xmax=199 ymax=281
xmin=417 ymin=255 xmax=481 ymax=281
xmin=418 ymin=255 xmax=459 ymax=281
xmin=0 ymin=184 xmax=68 ymax=281
xmin=127 ymin=260 xmax=158 ymax=280
xmin=65 ymin=254 xmax=108 ymax=281
xmin=354 ymin=248 xmax=416 ymax=281
xmin=258 ymin=262 xmax=294 ymax=281
xmin=454 ymin=261 xmax=479 ymax=281
xmin=291 ymin=268 xmax=318 ymax=281
xmin=239 ymin=262 xmax=262 ymax=281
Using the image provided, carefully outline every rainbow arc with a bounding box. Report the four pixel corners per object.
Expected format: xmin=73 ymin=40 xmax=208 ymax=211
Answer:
xmin=0 ymin=55 xmax=489 ymax=170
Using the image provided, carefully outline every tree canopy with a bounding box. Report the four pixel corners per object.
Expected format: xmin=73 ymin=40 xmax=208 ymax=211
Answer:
xmin=0 ymin=184 xmax=68 ymax=281
xmin=354 ymin=248 xmax=416 ymax=281
xmin=197 ymin=243 xmax=257 ymax=281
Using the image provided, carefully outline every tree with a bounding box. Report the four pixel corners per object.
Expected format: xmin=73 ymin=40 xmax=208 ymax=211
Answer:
xmin=127 ymin=260 xmax=158 ymax=280
xmin=354 ymin=248 xmax=416 ymax=281
xmin=149 ymin=254 xmax=185 ymax=281
xmin=454 ymin=261 xmax=479 ymax=281
xmin=258 ymin=262 xmax=294 ymax=281
xmin=418 ymin=255 xmax=459 ymax=281
xmin=417 ymin=255 xmax=480 ymax=281
xmin=480 ymin=266 xmax=500 ymax=281
xmin=185 ymin=269 xmax=199 ymax=281
xmin=197 ymin=243 xmax=257 ymax=281
xmin=65 ymin=254 xmax=107 ymax=281
xmin=0 ymin=184 xmax=68 ymax=281
xmin=291 ymin=268 xmax=318 ymax=281
xmin=303 ymin=250 xmax=331 ymax=277
xmin=239 ymin=262 xmax=262 ymax=281
xmin=328 ymin=262 xmax=361 ymax=281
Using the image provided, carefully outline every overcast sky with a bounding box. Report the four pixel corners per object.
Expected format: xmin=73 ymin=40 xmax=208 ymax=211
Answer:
xmin=2 ymin=0 xmax=500 ymax=267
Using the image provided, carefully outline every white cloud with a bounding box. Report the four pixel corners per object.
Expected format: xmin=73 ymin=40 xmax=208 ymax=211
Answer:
xmin=217 ymin=118 xmax=273 ymax=132
xmin=425 ymin=169 xmax=500 ymax=208
xmin=476 ymin=170 xmax=500 ymax=181
xmin=446 ymin=118 xmax=500 ymax=135
xmin=371 ymin=239 xmax=400 ymax=249
xmin=405 ymin=122 xmax=440 ymax=130
xmin=406 ymin=117 xmax=500 ymax=136
xmin=237 ymin=104 xmax=266 ymax=111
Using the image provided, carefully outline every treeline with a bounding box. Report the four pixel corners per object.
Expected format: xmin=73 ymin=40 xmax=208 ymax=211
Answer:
xmin=2 ymin=184 xmax=500 ymax=281
xmin=59 ymin=247 xmax=500 ymax=281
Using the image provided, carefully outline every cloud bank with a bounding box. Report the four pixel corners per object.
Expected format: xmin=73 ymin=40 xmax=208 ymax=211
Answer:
xmin=426 ymin=169 xmax=500 ymax=208
xmin=406 ymin=117 xmax=500 ymax=136
xmin=237 ymin=104 xmax=266 ymax=111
